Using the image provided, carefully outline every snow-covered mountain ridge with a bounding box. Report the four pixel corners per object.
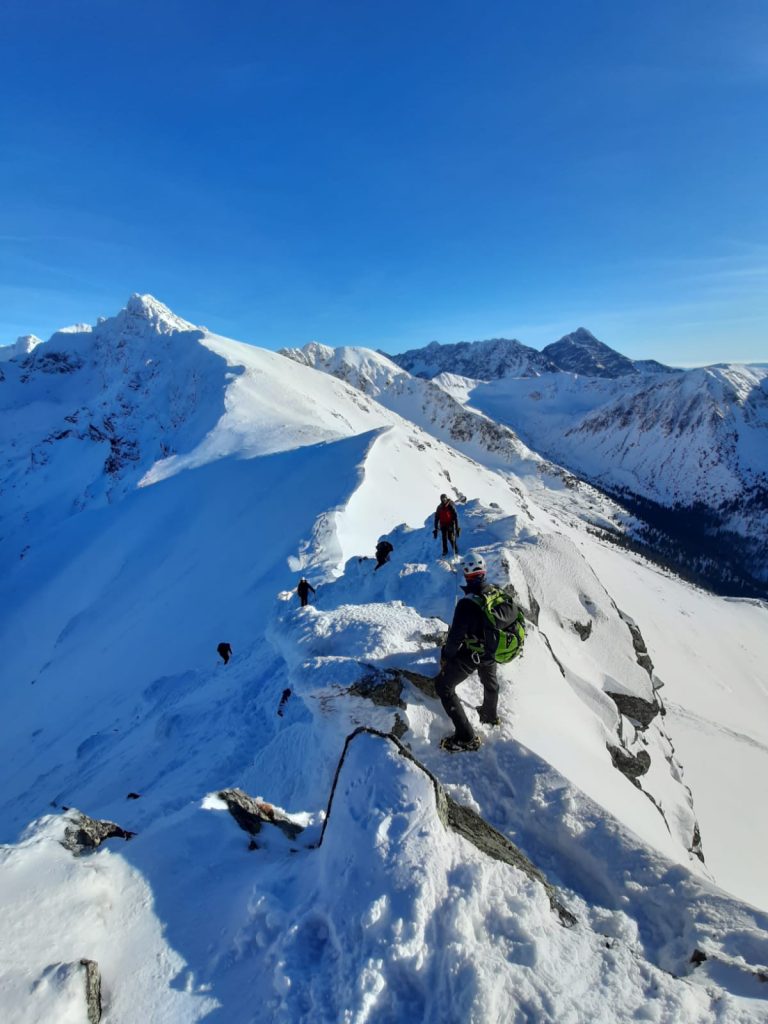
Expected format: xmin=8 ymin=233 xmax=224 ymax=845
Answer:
xmin=2 ymin=297 xmax=768 ymax=1022
xmin=389 ymin=327 xmax=677 ymax=380
xmin=466 ymin=363 xmax=768 ymax=590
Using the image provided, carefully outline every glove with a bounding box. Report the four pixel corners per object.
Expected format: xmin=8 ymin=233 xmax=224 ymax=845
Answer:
xmin=433 ymin=530 xmax=437 ymax=538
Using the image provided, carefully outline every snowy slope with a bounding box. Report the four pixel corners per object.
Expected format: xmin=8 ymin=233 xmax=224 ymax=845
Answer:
xmin=461 ymin=365 xmax=768 ymax=587
xmin=2 ymin=297 xmax=768 ymax=1023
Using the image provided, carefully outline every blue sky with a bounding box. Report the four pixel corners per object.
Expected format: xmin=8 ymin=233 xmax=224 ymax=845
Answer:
xmin=1 ymin=0 xmax=766 ymax=363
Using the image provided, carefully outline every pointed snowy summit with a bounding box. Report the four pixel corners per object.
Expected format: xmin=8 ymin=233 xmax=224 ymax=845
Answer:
xmin=0 ymin=334 xmax=43 ymax=362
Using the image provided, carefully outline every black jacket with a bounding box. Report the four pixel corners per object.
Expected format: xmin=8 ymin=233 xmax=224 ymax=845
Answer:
xmin=297 ymin=580 xmax=316 ymax=598
xmin=444 ymin=581 xmax=497 ymax=660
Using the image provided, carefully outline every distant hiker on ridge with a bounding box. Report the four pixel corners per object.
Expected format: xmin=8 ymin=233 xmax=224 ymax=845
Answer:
xmin=433 ymin=493 xmax=460 ymax=557
xmin=297 ymin=577 xmax=316 ymax=607
xmin=217 ymin=642 xmax=233 ymax=665
xmin=375 ymin=538 xmax=394 ymax=571
xmin=435 ymin=550 xmax=525 ymax=752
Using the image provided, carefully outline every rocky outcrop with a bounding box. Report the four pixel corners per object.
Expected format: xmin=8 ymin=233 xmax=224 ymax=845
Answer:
xmin=690 ymin=823 xmax=705 ymax=863
xmin=61 ymin=811 xmax=136 ymax=855
xmin=572 ymin=620 xmax=593 ymax=641
xmin=32 ymin=959 xmax=102 ymax=1023
xmin=348 ymin=668 xmax=406 ymax=708
xmin=617 ymin=610 xmax=654 ymax=677
xmin=218 ymin=788 xmax=304 ymax=842
xmin=605 ymin=692 xmax=660 ymax=729
xmin=80 ymin=959 xmax=102 ymax=1023
xmin=350 ymin=664 xmax=438 ymax=704
xmin=607 ymin=744 xmax=651 ymax=784
xmin=319 ymin=727 xmax=577 ymax=927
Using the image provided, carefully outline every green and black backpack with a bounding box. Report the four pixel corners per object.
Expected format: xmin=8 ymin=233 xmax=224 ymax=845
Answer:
xmin=465 ymin=586 xmax=525 ymax=664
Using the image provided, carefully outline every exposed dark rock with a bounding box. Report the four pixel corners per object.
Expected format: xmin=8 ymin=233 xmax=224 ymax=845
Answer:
xmin=61 ymin=811 xmax=136 ymax=855
xmin=32 ymin=961 xmax=101 ymax=1022
xmin=320 ymin=727 xmax=577 ymax=927
xmin=352 ymin=664 xmax=439 ymax=702
xmin=690 ymin=948 xmax=708 ymax=966
xmin=607 ymin=744 xmax=651 ymax=782
xmin=690 ymin=822 xmax=705 ymax=863
xmin=605 ymin=691 xmax=660 ymax=729
xmin=572 ymin=620 xmax=593 ymax=641
xmin=126 ymin=792 xmax=141 ymax=800
xmin=277 ymin=687 xmax=292 ymax=716
xmin=391 ymin=713 xmax=409 ymax=739
xmin=398 ymin=668 xmax=439 ymax=700
xmin=348 ymin=669 xmax=406 ymax=708
xmin=80 ymin=959 xmax=102 ymax=1024
xmin=218 ymin=788 xmax=304 ymax=841
xmin=419 ymin=630 xmax=448 ymax=647
xmin=617 ymin=612 xmax=655 ymax=676
xmin=539 ymin=631 xmax=565 ymax=677
xmin=526 ymin=595 xmax=541 ymax=627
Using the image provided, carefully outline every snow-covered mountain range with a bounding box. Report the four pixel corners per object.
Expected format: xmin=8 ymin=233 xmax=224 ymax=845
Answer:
xmin=389 ymin=327 xmax=676 ymax=381
xmin=2 ymin=297 xmax=768 ymax=1023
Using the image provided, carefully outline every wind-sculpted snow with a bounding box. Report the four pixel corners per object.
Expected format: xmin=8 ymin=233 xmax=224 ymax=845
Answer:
xmin=2 ymin=295 xmax=768 ymax=1022
xmin=0 ymin=334 xmax=42 ymax=362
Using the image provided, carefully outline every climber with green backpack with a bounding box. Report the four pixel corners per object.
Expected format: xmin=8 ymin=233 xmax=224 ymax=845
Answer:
xmin=435 ymin=550 xmax=525 ymax=752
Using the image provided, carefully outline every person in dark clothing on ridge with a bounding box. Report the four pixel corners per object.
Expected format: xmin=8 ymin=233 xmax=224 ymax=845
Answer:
xmin=217 ymin=642 xmax=233 ymax=665
xmin=435 ymin=550 xmax=502 ymax=751
xmin=375 ymin=539 xmax=394 ymax=570
xmin=433 ymin=493 xmax=460 ymax=557
xmin=297 ymin=578 xmax=316 ymax=607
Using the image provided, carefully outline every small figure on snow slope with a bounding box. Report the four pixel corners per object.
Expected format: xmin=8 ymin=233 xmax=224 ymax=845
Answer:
xmin=297 ymin=577 xmax=316 ymax=607
xmin=436 ymin=550 xmax=525 ymax=752
xmin=375 ymin=538 xmax=394 ymax=571
xmin=217 ymin=642 xmax=233 ymax=665
xmin=433 ymin=493 xmax=460 ymax=557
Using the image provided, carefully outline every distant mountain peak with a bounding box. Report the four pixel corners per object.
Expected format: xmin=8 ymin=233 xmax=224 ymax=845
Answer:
xmin=390 ymin=336 xmax=556 ymax=380
xmin=543 ymin=329 xmax=638 ymax=378
xmin=560 ymin=327 xmax=600 ymax=346
xmin=0 ymin=334 xmax=43 ymax=362
xmin=121 ymin=293 xmax=197 ymax=335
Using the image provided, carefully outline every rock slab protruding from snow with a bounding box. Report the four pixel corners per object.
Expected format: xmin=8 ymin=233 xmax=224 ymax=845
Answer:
xmin=218 ymin=788 xmax=305 ymax=841
xmin=30 ymin=959 xmax=101 ymax=1023
xmin=61 ymin=810 xmax=136 ymax=855
xmin=320 ymin=727 xmax=577 ymax=927
xmin=605 ymin=692 xmax=660 ymax=729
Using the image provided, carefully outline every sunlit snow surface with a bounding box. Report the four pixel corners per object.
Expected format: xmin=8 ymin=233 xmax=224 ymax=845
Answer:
xmin=1 ymin=296 xmax=768 ymax=1023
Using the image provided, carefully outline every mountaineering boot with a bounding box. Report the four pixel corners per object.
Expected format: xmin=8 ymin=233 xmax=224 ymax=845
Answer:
xmin=440 ymin=733 xmax=482 ymax=752
xmin=476 ymin=706 xmax=501 ymax=726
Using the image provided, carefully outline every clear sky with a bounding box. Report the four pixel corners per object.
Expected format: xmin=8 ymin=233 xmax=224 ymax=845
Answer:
xmin=1 ymin=0 xmax=766 ymax=364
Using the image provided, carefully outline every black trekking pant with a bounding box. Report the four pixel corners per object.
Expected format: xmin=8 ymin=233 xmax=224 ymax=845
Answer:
xmin=439 ymin=524 xmax=458 ymax=556
xmin=435 ymin=650 xmax=498 ymax=742
xmin=299 ymin=593 xmax=309 ymax=607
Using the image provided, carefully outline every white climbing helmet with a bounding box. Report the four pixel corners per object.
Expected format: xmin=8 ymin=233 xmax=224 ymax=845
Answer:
xmin=461 ymin=550 xmax=486 ymax=579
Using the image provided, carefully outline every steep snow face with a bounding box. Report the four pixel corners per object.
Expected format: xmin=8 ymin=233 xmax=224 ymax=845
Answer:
xmin=278 ymin=340 xmax=408 ymax=394
xmin=468 ymin=364 xmax=768 ymax=582
xmin=0 ymin=334 xmax=42 ymax=362
xmin=542 ymin=327 xmax=676 ymax=377
xmin=280 ymin=341 xmax=560 ymax=479
xmin=389 ymin=336 xmax=557 ymax=380
xmin=0 ymin=296 xmax=406 ymax=543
